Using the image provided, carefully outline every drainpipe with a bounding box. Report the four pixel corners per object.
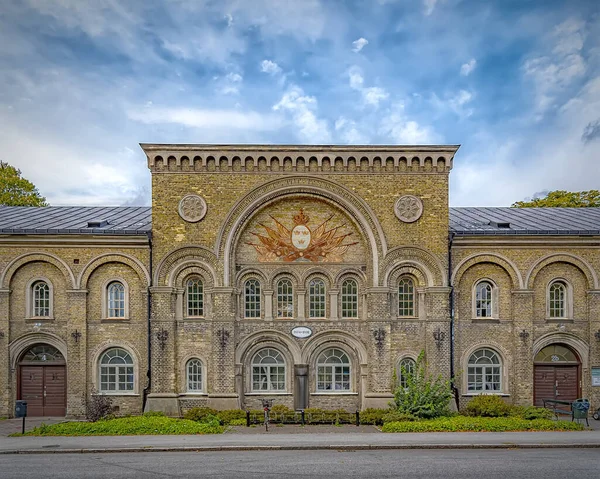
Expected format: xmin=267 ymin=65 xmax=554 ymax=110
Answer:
xmin=448 ymin=231 xmax=459 ymax=410
xmin=142 ymin=231 xmax=153 ymax=411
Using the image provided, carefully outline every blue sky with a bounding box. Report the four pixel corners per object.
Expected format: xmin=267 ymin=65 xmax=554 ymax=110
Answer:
xmin=0 ymin=0 xmax=598 ymax=206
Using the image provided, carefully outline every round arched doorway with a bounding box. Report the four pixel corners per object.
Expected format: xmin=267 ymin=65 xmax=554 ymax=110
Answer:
xmin=533 ymin=344 xmax=580 ymax=406
xmin=18 ymin=344 xmax=66 ymax=416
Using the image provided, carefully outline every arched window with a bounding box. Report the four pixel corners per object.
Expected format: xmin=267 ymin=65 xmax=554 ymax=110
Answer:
xmin=252 ymin=348 xmax=286 ymax=391
xmin=277 ymin=279 xmax=293 ymax=318
xmin=32 ymin=280 xmax=50 ymax=317
xmin=186 ymin=358 xmax=203 ymax=392
xmin=475 ymin=281 xmax=493 ymax=318
xmin=244 ymin=279 xmax=261 ymax=318
xmin=467 ymin=348 xmax=501 ymax=392
xmin=186 ymin=278 xmax=204 ymax=317
xmin=341 ymin=279 xmax=358 ymax=319
xmin=99 ymin=348 xmax=134 ymax=393
xmin=397 ymin=357 xmax=416 ymax=389
xmin=548 ymin=280 xmax=566 ymax=318
xmin=107 ymin=281 xmax=125 ymax=318
xmin=309 ymin=278 xmax=326 ymax=318
xmin=316 ymin=348 xmax=351 ymax=391
xmin=398 ymin=277 xmax=415 ymax=317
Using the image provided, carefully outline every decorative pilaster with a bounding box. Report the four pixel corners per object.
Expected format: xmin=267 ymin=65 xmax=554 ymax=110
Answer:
xmin=66 ymin=289 xmax=88 ymax=418
xmin=329 ymin=289 xmax=339 ymax=321
xmin=0 ymin=289 xmax=10 ymax=417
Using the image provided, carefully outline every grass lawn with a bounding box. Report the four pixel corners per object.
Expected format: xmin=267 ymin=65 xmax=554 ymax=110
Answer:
xmin=11 ymin=416 xmax=224 ymax=436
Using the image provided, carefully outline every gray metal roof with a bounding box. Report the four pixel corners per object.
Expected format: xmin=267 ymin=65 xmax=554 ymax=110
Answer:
xmin=0 ymin=206 xmax=151 ymax=235
xmin=450 ymin=207 xmax=600 ymax=235
xmin=1 ymin=205 xmax=599 ymax=236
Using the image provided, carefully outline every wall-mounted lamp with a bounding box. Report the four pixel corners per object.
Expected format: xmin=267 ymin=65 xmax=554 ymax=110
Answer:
xmin=71 ymin=329 xmax=82 ymax=343
xmin=433 ymin=327 xmax=446 ymax=350
xmin=519 ymin=330 xmax=529 ymax=342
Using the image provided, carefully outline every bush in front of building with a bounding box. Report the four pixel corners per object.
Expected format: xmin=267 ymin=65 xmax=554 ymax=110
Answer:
xmin=381 ymin=416 xmax=584 ymax=433
xmin=463 ymin=394 xmax=512 ymax=417
xmin=86 ymin=389 xmax=115 ymax=422
xmin=391 ymin=351 xmax=453 ymax=419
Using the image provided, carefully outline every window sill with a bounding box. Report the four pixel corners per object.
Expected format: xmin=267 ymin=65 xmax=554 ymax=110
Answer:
xmin=101 ymin=318 xmax=130 ymax=323
xmin=245 ymin=392 xmax=292 ymax=396
xmin=545 ymin=318 xmax=574 ymax=323
xmin=462 ymin=393 xmax=509 ymax=397
xmin=26 ymin=317 xmax=54 ymax=321
xmin=311 ymin=392 xmax=358 ymax=396
xmin=179 ymin=393 xmax=208 ymax=397
xmin=470 ymin=318 xmax=500 ymax=323
xmin=396 ymin=316 xmax=419 ymax=320
xmin=95 ymin=393 xmax=139 ymax=397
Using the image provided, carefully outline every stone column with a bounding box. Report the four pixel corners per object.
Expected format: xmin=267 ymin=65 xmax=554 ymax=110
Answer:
xmin=66 ymin=289 xmax=88 ymax=418
xmin=329 ymin=289 xmax=339 ymax=321
xmin=264 ymin=290 xmax=273 ymax=321
xmin=297 ymin=290 xmax=306 ymax=321
xmin=174 ymin=288 xmax=184 ymax=321
xmin=512 ymin=290 xmax=534 ymax=405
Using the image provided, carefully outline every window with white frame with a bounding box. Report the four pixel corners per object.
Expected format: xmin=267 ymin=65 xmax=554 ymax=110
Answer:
xmin=186 ymin=278 xmax=204 ymax=317
xmin=548 ymin=280 xmax=567 ymax=318
xmin=316 ymin=348 xmax=351 ymax=391
xmin=252 ymin=348 xmax=286 ymax=391
xmin=99 ymin=348 xmax=134 ymax=393
xmin=277 ymin=279 xmax=294 ymax=318
xmin=475 ymin=281 xmax=493 ymax=318
xmin=244 ymin=279 xmax=261 ymax=318
xmin=186 ymin=358 xmax=203 ymax=392
xmin=107 ymin=281 xmax=125 ymax=318
xmin=398 ymin=357 xmax=416 ymax=389
xmin=341 ymin=279 xmax=358 ymax=318
xmin=398 ymin=277 xmax=415 ymax=317
xmin=467 ymin=348 xmax=501 ymax=392
xmin=32 ymin=280 xmax=50 ymax=317
xmin=309 ymin=278 xmax=326 ymax=318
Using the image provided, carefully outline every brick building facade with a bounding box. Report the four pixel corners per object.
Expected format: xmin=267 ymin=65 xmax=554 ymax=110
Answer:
xmin=0 ymin=144 xmax=598 ymax=418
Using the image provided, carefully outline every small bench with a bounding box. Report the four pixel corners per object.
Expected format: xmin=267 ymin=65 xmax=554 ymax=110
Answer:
xmin=542 ymin=398 xmax=590 ymax=426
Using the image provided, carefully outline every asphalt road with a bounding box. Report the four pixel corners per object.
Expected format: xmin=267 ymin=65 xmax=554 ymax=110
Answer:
xmin=1 ymin=449 xmax=600 ymax=478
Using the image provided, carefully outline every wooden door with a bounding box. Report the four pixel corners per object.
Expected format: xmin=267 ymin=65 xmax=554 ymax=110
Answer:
xmin=19 ymin=365 xmax=66 ymax=416
xmin=534 ymin=365 xmax=579 ymax=406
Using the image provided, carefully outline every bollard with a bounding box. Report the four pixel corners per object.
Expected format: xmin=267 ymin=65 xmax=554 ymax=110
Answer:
xmin=356 ymin=410 xmax=360 ymax=426
xmin=246 ymin=410 xmax=250 ymax=427
xmin=301 ymin=409 xmax=305 ymax=426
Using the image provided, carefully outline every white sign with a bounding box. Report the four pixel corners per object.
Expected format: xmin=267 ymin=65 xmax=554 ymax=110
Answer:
xmin=592 ymin=368 xmax=600 ymax=387
xmin=291 ymin=326 xmax=312 ymax=339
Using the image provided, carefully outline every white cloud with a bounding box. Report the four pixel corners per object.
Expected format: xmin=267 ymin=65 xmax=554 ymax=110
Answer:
xmin=335 ymin=117 xmax=370 ymax=144
xmin=348 ymin=66 xmax=389 ymax=108
xmin=379 ymin=103 xmax=440 ymax=144
xmin=260 ymin=60 xmax=283 ymax=75
xmin=273 ymin=85 xmax=331 ymax=143
xmin=460 ymin=59 xmax=477 ymax=76
xmin=423 ymin=0 xmax=439 ymax=16
xmin=217 ymin=72 xmax=243 ymax=95
xmin=363 ymin=87 xmax=389 ymax=107
xmin=352 ymin=37 xmax=368 ymax=53
xmin=224 ymin=13 xmax=233 ymax=27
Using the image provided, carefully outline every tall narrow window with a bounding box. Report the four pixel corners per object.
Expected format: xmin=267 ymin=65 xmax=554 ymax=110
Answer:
xmin=32 ymin=280 xmax=50 ymax=317
xmin=341 ymin=279 xmax=358 ymax=318
xmin=99 ymin=348 xmax=134 ymax=393
xmin=244 ymin=279 xmax=261 ymax=318
xmin=277 ymin=279 xmax=293 ymax=318
xmin=252 ymin=348 xmax=286 ymax=391
xmin=107 ymin=281 xmax=125 ymax=318
xmin=475 ymin=281 xmax=493 ymax=318
xmin=317 ymin=348 xmax=351 ymax=391
xmin=467 ymin=348 xmax=501 ymax=392
xmin=186 ymin=278 xmax=204 ymax=317
xmin=398 ymin=277 xmax=415 ymax=317
xmin=309 ymin=278 xmax=326 ymax=318
xmin=186 ymin=358 xmax=203 ymax=392
xmin=398 ymin=357 xmax=416 ymax=389
xmin=549 ymin=281 xmax=566 ymax=318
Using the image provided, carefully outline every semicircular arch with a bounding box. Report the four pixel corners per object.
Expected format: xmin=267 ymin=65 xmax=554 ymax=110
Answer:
xmin=532 ymin=332 xmax=589 ymax=365
xmin=1 ymin=252 xmax=76 ymax=290
xmin=155 ymin=246 xmax=219 ymax=287
xmin=9 ymin=332 xmax=68 ymax=370
xmin=79 ymin=253 xmax=150 ymax=289
xmin=452 ymin=252 xmax=523 ymax=290
xmin=525 ymin=253 xmax=598 ymax=290
xmin=301 ymin=329 xmax=368 ymax=365
xmin=235 ymin=329 xmax=302 ymax=365
xmin=382 ymin=246 xmax=446 ymax=287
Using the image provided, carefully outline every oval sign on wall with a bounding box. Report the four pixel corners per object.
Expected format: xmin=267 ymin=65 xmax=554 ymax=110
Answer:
xmin=291 ymin=326 xmax=312 ymax=339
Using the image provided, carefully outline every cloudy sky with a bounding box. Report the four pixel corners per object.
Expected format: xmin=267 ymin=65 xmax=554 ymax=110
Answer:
xmin=0 ymin=0 xmax=598 ymax=206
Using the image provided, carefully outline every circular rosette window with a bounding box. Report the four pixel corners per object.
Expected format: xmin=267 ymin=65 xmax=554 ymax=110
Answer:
xmin=178 ymin=194 xmax=207 ymax=223
xmin=394 ymin=195 xmax=423 ymax=223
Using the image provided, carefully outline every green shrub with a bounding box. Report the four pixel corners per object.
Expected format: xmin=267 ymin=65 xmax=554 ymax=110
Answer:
xmin=464 ymin=395 xmax=511 ymax=417
xmin=382 ymin=411 xmax=417 ymax=423
xmin=304 ymin=408 xmax=354 ymax=424
xmin=519 ymin=406 xmax=553 ymax=420
xmin=228 ymin=418 xmax=247 ymax=426
xmin=217 ymin=409 xmax=247 ymax=425
xmin=16 ymin=416 xmax=223 ymax=436
xmin=183 ymin=407 xmax=218 ymax=422
xmin=381 ymin=416 xmax=584 ymax=433
xmin=391 ymin=351 xmax=453 ymax=419
xmin=142 ymin=411 xmax=165 ymax=417
xmin=86 ymin=389 xmax=114 ymax=422
xmin=359 ymin=408 xmax=387 ymax=425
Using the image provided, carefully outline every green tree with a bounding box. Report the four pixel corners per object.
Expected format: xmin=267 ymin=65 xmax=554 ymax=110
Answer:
xmin=512 ymin=190 xmax=600 ymax=208
xmin=0 ymin=161 xmax=48 ymax=206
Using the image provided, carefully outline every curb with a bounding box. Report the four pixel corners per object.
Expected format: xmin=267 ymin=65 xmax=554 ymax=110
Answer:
xmin=2 ymin=443 xmax=600 ymax=454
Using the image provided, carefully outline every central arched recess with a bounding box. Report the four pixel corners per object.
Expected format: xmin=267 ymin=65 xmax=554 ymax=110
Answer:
xmin=533 ymin=343 xmax=581 ymax=406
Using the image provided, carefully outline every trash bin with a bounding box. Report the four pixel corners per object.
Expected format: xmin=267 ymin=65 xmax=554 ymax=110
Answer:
xmin=15 ymin=400 xmax=27 ymax=418
xmin=572 ymin=398 xmax=590 ymax=426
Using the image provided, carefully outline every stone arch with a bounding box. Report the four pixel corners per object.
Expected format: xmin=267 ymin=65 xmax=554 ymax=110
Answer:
xmin=9 ymin=332 xmax=68 ymax=370
xmin=451 ymin=252 xmax=523 ymax=290
xmin=235 ymin=267 xmax=268 ymax=288
xmin=1 ymin=252 xmax=75 ymax=290
xmin=383 ymin=259 xmax=432 ymax=288
xmin=173 ymin=262 xmax=216 ymax=289
xmin=333 ymin=267 xmax=367 ymax=286
xmin=525 ymin=253 xmax=598 ymax=290
xmin=154 ymin=246 xmax=219 ymax=287
xmin=382 ymin=246 xmax=446 ymax=287
xmin=532 ymin=332 xmax=589 ymax=365
xmin=267 ymin=267 xmax=301 ymax=288
xmin=79 ymin=253 xmax=150 ymax=289
xmin=300 ymin=267 xmax=335 ymax=288
xmin=90 ymin=339 xmax=143 ymax=394
xmin=216 ymin=176 xmax=387 ymax=287
xmin=235 ymin=329 xmax=302 ymax=365
xmin=301 ymin=329 xmax=368 ymax=365
xmin=459 ymin=341 xmax=511 ymax=394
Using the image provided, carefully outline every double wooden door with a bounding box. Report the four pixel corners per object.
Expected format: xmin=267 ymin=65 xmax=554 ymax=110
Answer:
xmin=19 ymin=365 xmax=66 ymax=416
xmin=533 ymin=365 xmax=579 ymax=406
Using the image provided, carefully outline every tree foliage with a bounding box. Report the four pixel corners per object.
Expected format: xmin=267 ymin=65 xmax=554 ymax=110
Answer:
xmin=0 ymin=161 xmax=48 ymax=206
xmin=512 ymin=190 xmax=600 ymax=208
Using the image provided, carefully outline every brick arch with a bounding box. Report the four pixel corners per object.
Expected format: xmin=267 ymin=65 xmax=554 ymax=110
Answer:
xmin=9 ymin=332 xmax=68 ymax=370
xmin=235 ymin=329 xmax=302 ymax=365
xmin=383 ymin=260 xmax=431 ymax=288
xmin=525 ymin=253 xmax=598 ymax=290
xmin=532 ymin=332 xmax=589 ymax=365
xmin=382 ymin=246 xmax=446 ymax=287
xmin=333 ymin=267 xmax=367 ymax=286
xmin=451 ymin=252 xmax=523 ymax=290
xmin=215 ymin=176 xmax=387 ymax=288
xmin=300 ymin=267 xmax=335 ymax=288
xmin=154 ymin=246 xmax=219 ymax=287
xmin=301 ymin=329 xmax=368 ymax=365
xmin=267 ymin=267 xmax=301 ymax=288
xmin=173 ymin=264 xmax=216 ymax=289
xmin=78 ymin=253 xmax=150 ymax=289
xmin=1 ymin=252 xmax=76 ymax=289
